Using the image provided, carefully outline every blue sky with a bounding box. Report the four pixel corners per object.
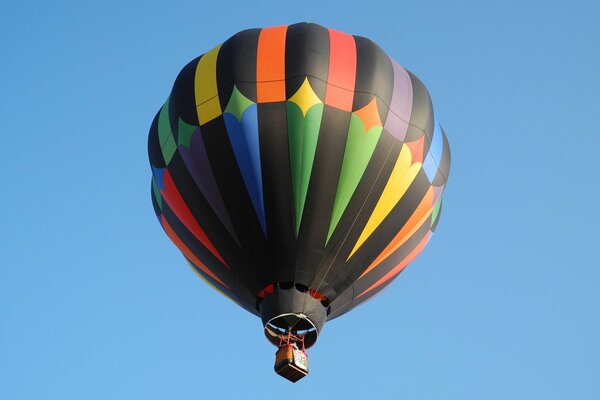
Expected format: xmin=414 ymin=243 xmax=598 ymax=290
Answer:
xmin=1 ymin=0 xmax=599 ymax=398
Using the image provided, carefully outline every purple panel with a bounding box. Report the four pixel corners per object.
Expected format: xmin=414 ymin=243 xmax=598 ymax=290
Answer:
xmin=433 ymin=184 xmax=445 ymax=203
xmin=383 ymin=59 xmax=413 ymax=141
xmin=179 ymin=128 xmax=240 ymax=244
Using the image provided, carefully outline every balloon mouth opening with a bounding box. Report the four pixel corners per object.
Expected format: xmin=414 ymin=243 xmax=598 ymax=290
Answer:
xmin=264 ymin=313 xmax=319 ymax=348
xmin=257 ymin=282 xmax=329 ymax=349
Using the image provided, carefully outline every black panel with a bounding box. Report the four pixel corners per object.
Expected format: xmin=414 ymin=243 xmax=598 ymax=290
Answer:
xmin=217 ymin=28 xmax=260 ymax=104
xmin=165 ymin=152 xmax=240 ymax=262
xmin=160 ymin=198 xmax=233 ymax=290
xmin=345 ymin=169 xmax=431 ymax=282
xmin=257 ymin=102 xmax=297 ymax=284
xmin=294 ymin=106 xmax=350 ymax=297
xmin=433 ymin=128 xmax=451 ymax=186
xmin=319 ymin=133 xmax=401 ymax=296
xmin=150 ymin=180 xmax=162 ymax=217
xmin=285 ymin=22 xmax=329 ymax=99
xmin=405 ymin=71 xmax=434 ymax=143
xmin=147 ymin=110 xmax=166 ymax=168
xmin=352 ymin=35 xmax=393 ymax=123
xmin=353 ymin=219 xmax=430 ymax=294
xmin=169 ymin=56 xmax=201 ymax=128
xmin=200 ymin=116 xmax=267 ymax=295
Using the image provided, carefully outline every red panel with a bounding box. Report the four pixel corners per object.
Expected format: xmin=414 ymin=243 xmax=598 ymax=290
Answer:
xmin=405 ymin=136 xmax=425 ymax=164
xmin=161 ymin=215 xmax=229 ymax=288
xmin=161 ymin=170 xmax=228 ymax=267
xmin=325 ymin=29 xmax=356 ymax=112
xmin=256 ymin=26 xmax=288 ymax=103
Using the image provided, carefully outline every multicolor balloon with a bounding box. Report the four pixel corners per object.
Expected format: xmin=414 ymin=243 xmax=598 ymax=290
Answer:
xmin=148 ymin=22 xmax=450 ymax=380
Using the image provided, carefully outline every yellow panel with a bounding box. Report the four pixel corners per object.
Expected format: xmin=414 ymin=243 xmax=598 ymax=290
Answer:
xmin=195 ymin=44 xmax=222 ymax=125
xmin=288 ymin=78 xmax=322 ymax=116
xmin=359 ymin=188 xmax=434 ymax=279
xmin=348 ymin=145 xmax=421 ymax=259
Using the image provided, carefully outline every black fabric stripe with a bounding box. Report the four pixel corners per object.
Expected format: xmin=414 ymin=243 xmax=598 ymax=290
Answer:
xmin=169 ymin=56 xmax=201 ymax=130
xmin=150 ymin=180 xmax=161 ymax=216
xmin=405 ymin=71 xmax=434 ymax=143
xmin=284 ymin=22 xmax=329 ymax=100
xmin=160 ymin=198 xmax=233 ymax=289
xmin=353 ymin=219 xmax=430 ymax=295
xmin=257 ymin=102 xmax=297 ymax=284
xmin=184 ymin=256 xmax=236 ymax=300
xmin=330 ymin=219 xmax=431 ymax=319
xmin=217 ymin=28 xmax=260 ymax=104
xmin=352 ymin=35 xmax=394 ymax=123
xmin=147 ymin=110 xmax=166 ymax=168
xmin=165 ymin=152 xmax=240 ymax=268
xmin=345 ymin=169 xmax=431 ymax=282
xmin=433 ymin=128 xmax=451 ymax=186
xmin=200 ymin=116 xmax=266 ymax=295
xmin=293 ymin=106 xmax=350 ymax=298
xmin=320 ymin=132 xmax=402 ymax=296
xmin=328 ymin=277 xmax=396 ymax=320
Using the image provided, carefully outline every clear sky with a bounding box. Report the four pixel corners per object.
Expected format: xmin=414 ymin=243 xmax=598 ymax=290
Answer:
xmin=2 ymin=0 xmax=599 ymax=398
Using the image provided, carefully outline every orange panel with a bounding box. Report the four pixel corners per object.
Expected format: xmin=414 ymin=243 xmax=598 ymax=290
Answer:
xmin=359 ymin=187 xmax=434 ymax=278
xmin=405 ymin=135 xmax=425 ymax=164
xmin=256 ymin=26 xmax=287 ymax=103
xmin=357 ymin=231 xmax=430 ymax=298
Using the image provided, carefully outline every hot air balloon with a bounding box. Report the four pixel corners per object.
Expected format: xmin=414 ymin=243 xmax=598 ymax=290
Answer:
xmin=148 ymin=22 xmax=450 ymax=382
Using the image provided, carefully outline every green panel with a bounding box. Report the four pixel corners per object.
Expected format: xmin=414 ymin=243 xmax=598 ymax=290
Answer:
xmin=287 ymin=102 xmax=323 ymax=234
xmin=161 ymin=135 xmax=177 ymax=165
xmin=224 ymin=85 xmax=254 ymax=121
xmin=158 ymin=99 xmax=176 ymax=165
xmin=177 ymin=118 xmax=197 ymax=148
xmin=152 ymin=177 xmax=162 ymax=211
xmin=327 ymin=114 xmax=383 ymax=242
xmin=431 ymin=197 xmax=442 ymax=227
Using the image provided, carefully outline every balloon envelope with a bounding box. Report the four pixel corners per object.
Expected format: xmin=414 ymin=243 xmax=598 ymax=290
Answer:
xmin=148 ymin=23 xmax=450 ymax=346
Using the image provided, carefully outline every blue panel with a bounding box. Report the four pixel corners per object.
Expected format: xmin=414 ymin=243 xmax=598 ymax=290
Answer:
xmin=152 ymin=166 xmax=166 ymax=189
xmin=429 ymin=119 xmax=443 ymax=164
xmin=223 ymin=104 xmax=266 ymax=234
xmin=423 ymin=152 xmax=438 ymax=183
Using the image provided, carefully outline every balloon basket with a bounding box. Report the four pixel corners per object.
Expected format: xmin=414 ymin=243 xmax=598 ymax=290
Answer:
xmin=274 ymin=332 xmax=309 ymax=383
